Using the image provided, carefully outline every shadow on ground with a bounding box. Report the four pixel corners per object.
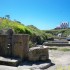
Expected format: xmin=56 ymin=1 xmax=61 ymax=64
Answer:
xmin=19 ymin=59 xmax=52 ymax=66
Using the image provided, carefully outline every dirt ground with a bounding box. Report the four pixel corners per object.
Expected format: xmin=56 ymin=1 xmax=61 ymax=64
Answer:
xmin=47 ymin=48 xmax=70 ymax=70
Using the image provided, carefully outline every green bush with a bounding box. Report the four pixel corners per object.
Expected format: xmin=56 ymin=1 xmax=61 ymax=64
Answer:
xmin=0 ymin=17 xmax=48 ymax=46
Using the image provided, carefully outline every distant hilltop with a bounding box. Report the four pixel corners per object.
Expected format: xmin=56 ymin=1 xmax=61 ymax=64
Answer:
xmin=55 ymin=22 xmax=69 ymax=29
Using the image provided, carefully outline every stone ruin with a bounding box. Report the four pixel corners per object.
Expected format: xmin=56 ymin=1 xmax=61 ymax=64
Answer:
xmin=0 ymin=29 xmax=49 ymax=66
xmin=29 ymin=46 xmax=49 ymax=61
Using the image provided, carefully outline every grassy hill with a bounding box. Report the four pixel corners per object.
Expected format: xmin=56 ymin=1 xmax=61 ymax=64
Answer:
xmin=1 ymin=17 xmax=69 ymax=46
xmin=0 ymin=18 xmax=31 ymax=34
xmin=27 ymin=25 xmax=48 ymax=44
xmin=0 ymin=17 xmax=49 ymax=46
xmin=44 ymin=29 xmax=70 ymax=38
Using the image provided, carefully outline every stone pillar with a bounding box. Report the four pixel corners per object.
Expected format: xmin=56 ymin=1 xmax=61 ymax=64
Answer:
xmin=7 ymin=29 xmax=13 ymax=57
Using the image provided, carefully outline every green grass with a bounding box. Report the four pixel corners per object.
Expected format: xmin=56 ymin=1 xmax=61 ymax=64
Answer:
xmin=44 ymin=28 xmax=70 ymax=37
xmin=49 ymin=47 xmax=57 ymax=50
xmin=0 ymin=17 xmax=48 ymax=45
xmin=58 ymin=48 xmax=70 ymax=51
xmin=49 ymin=47 xmax=70 ymax=51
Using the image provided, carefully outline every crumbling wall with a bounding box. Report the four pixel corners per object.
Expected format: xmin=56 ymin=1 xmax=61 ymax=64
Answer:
xmin=0 ymin=34 xmax=29 ymax=59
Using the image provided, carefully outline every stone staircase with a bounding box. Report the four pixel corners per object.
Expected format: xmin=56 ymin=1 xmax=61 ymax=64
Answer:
xmin=43 ymin=40 xmax=70 ymax=46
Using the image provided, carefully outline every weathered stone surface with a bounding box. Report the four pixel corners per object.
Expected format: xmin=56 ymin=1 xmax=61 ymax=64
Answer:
xmin=13 ymin=34 xmax=29 ymax=59
xmin=28 ymin=46 xmax=49 ymax=61
xmin=0 ymin=35 xmax=8 ymax=56
xmin=43 ymin=39 xmax=70 ymax=46
xmin=0 ymin=56 xmax=21 ymax=66
xmin=0 ymin=34 xmax=29 ymax=60
xmin=0 ymin=29 xmax=50 ymax=67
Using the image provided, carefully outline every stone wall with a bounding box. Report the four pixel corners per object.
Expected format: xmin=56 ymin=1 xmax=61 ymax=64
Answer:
xmin=13 ymin=34 xmax=29 ymax=59
xmin=0 ymin=34 xmax=29 ymax=59
xmin=0 ymin=35 xmax=8 ymax=56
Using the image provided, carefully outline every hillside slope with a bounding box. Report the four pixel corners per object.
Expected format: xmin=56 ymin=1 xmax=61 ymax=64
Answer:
xmin=44 ymin=29 xmax=70 ymax=37
xmin=0 ymin=17 xmax=48 ymax=45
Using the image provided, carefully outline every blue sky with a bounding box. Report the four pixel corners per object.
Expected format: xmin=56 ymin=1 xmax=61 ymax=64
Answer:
xmin=0 ymin=0 xmax=70 ymax=30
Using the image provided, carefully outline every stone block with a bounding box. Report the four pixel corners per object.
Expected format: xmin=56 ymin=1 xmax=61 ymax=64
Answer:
xmin=28 ymin=46 xmax=49 ymax=61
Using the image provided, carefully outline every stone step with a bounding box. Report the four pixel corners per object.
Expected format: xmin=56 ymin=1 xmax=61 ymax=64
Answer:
xmin=0 ymin=56 xmax=21 ymax=66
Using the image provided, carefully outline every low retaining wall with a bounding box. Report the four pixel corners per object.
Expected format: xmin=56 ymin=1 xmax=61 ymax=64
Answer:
xmin=44 ymin=43 xmax=70 ymax=46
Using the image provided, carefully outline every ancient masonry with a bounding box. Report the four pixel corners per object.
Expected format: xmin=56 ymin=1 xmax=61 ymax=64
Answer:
xmin=0 ymin=29 xmax=49 ymax=66
xmin=0 ymin=29 xmax=29 ymax=59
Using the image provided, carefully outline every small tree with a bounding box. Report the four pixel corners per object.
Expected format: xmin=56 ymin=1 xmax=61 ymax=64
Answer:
xmin=5 ymin=15 xmax=10 ymax=19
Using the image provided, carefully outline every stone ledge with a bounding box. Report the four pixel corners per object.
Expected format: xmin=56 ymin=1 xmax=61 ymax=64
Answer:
xmin=0 ymin=56 xmax=21 ymax=66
